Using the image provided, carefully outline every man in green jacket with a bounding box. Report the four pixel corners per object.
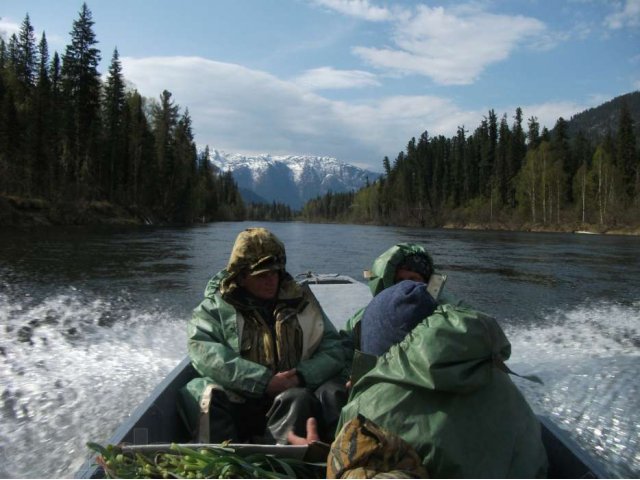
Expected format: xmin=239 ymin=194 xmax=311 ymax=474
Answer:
xmin=180 ymin=227 xmax=347 ymax=444
xmin=336 ymin=243 xmax=548 ymax=478
xmin=292 ymin=243 xmax=548 ymax=478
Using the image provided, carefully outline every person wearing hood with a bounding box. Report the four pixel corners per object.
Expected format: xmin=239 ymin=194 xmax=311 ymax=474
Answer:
xmin=179 ymin=228 xmax=348 ymax=445
xmin=292 ymin=243 xmax=548 ymax=478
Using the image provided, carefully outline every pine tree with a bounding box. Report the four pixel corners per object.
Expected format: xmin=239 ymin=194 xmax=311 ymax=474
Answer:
xmin=508 ymin=108 xmax=526 ymax=208
xmin=125 ymin=90 xmax=154 ymax=206
xmin=495 ymin=113 xmax=511 ymax=206
xmin=49 ymin=52 xmax=63 ymax=192
xmin=15 ymin=14 xmax=38 ymax=95
xmin=616 ymin=101 xmax=637 ymax=200
xmin=61 ymin=2 xmax=102 ymax=198
xmin=151 ymin=89 xmax=179 ymax=214
xmin=29 ymin=32 xmax=52 ymax=196
xmin=527 ymin=116 xmax=540 ymax=148
xmin=172 ymin=109 xmax=199 ymax=222
xmin=102 ymin=48 xmax=126 ymax=200
xmin=552 ymin=117 xmax=574 ymax=203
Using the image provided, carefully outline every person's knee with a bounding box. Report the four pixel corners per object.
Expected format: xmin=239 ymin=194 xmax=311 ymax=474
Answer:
xmin=315 ymin=378 xmax=348 ymax=400
xmin=276 ymin=387 xmax=314 ymax=404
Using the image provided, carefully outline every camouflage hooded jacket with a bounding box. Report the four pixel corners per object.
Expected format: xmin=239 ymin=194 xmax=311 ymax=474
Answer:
xmin=186 ymin=269 xmax=346 ymax=400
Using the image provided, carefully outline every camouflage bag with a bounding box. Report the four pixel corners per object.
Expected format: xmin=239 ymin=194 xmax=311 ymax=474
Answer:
xmin=327 ymin=414 xmax=428 ymax=479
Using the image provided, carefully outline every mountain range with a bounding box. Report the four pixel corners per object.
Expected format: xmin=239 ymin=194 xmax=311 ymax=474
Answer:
xmin=210 ymin=91 xmax=639 ymax=210
xmin=565 ymin=91 xmax=640 ymax=138
xmin=211 ymin=150 xmax=380 ymax=209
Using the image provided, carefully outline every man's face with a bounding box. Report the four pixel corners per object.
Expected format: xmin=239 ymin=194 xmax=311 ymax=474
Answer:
xmin=394 ymin=267 xmax=426 ymax=284
xmin=239 ymin=270 xmax=280 ymax=300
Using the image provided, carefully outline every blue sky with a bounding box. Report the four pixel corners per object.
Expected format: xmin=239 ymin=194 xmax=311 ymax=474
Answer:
xmin=1 ymin=0 xmax=639 ymax=171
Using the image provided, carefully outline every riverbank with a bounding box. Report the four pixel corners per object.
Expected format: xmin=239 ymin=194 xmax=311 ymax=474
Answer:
xmin=0 ymin=195 xmax=150 ymax=227
xmin=3 ymin=194 xmax=639 ymax=236
xmin=442 ymin=221 xmax=640 ymax=236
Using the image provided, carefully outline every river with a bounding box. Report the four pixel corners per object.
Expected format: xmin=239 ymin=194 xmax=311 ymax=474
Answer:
xmin=0 ymin=221 xmax=639 ymax=478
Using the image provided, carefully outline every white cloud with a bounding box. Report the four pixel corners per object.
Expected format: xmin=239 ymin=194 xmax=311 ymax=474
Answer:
xmin=605 ymin=0 xmax=640 ymax=29
xmin=120 ymin=56 xmax=601 ymax=171
xmin=335 ymin=95 xmax=479 ymax=152
xmin=0 ymin=18 xmax=20 ymax=39
xmin=121 ymin=56 xmax=481 ymax=169
xmin=293 ymin=67 xmax=380 ymax=90
xmin=0 ymin=17 xmax=66 ymax=50
xmin=520 ymin=100 xmax=592 ymax=131
xmin=353 ymin=5 xmax=547 ymax=85
xmin=311 ymin=0 xmax=393 ymax=21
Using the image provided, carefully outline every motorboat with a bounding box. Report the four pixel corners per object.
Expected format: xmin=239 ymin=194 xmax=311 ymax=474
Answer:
xmin=76 ymin=274 xmax=610 ymax=478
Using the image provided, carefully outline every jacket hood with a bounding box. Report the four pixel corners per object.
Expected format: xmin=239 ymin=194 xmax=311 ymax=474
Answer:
xmin=204 ymin=270 xmax=227 ymax=298
xmin=367 ymin=243 xmax=434 ymax=296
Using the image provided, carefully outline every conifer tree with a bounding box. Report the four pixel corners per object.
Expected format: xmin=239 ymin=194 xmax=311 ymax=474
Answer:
xmin=527 ymin=116 xmax=540 ymax=148
xmin=616 ymin=101 xmax=637 ymax=200
xmin=552 ymin=117 xmax=574 ymax=203
xmin=61 ymin=2 xmax=102 ymax=197
xmin=125 ymin=90 xmax=154 ymax=206
xmin=508 ymin=108 xmax=526 ymax=207
xmin=48 ymin=51 xmax=63 ymax=191
xmin=172 ymin=109 xmax=199 ymax=222
xmin=103 ymin=48 xmax=126 ymax=200
xmin=15 ymin=14 xmax=38 ymax=95
xmin=495 ymin=113 xmax=511 ymax=205
xmin=29 ymin=32 xmax=52 ymax=196
xmin=151 ymin=89 xmax=179 ymax=212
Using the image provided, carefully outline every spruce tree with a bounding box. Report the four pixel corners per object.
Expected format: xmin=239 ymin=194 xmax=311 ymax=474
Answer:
xmin=508 ymin=108 xmax=526 ymax=208
xmin=15 ymin=14 xmax=38 ymax=95
xmin=527 ymin=116 xmax=540 ymax=148
xmin=616 ymin=101 xmax=637 ymax=200
xmin=103 ymin=48 xmax=126 ymax=200
xmin=61 ymin=2 xmax=102 ymax=197
xmin=29 ymin=32 xmax=52 ymax=196
xmin=151 ymin=89 xmax=179 ymax=215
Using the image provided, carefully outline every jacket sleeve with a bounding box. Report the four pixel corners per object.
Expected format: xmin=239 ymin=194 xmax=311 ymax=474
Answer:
xmin=340 ymin=307 xmax=365 ymax=367
xmin=295 ymin=302 xmax=349 ymax=390
xmin=187 ymin=297 xmax=272 ymax=398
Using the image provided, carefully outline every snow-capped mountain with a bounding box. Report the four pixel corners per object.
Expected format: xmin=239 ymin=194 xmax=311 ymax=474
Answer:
xmin=211 ymin=150 xmax=380 ymax=209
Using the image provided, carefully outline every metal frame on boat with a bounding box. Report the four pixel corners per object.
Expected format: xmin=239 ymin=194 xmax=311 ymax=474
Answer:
xmin=76 ymin=274 xmax=611 ymax=479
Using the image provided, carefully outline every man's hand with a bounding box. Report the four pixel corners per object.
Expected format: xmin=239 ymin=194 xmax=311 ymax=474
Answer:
xmin=287 ymin=417 xmax=319 ymax=445
xmin=266 ymin=368 xmax=300 ymax=396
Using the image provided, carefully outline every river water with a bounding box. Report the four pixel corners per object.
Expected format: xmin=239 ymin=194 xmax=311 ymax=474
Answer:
xmin=0 ymin=222 xmax=639 ymax=478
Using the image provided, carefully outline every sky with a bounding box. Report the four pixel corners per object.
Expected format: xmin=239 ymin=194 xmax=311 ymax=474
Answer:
xmin=1 ymin=0 xmax=639 ymax=172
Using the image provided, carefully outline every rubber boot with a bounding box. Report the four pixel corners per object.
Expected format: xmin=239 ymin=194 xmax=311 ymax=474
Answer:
xmin=314 ymin=378 xmax=349 ymax=442
xmin=264 ymin=387 xmax=321 ymax=444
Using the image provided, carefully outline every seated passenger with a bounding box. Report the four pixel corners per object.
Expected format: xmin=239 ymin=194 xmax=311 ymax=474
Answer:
xmin=335 ymin=243 xmax=548 ymax=478
xmin=179 ymin=227 xmax=348 ymax=444
xmin=291 ymin=243 xmax=547 ymax=478
xmin=340 ymin=242 xmax=470 ymax=360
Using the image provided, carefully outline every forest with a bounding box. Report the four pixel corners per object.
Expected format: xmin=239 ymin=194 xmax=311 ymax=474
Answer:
xmin=0 ymin=5 xmax=294 ymax=225
xmin=302 ymin=95 xmax=640 ymax=233
xmin=1 ymin=4 xmax=638 ymax=231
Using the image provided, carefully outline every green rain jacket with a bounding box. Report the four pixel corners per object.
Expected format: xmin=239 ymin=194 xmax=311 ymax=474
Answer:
xmin=337 ymin=243 xmax=548 ymax=478
xmin=183 ymin=270 xmax=346 ymax=411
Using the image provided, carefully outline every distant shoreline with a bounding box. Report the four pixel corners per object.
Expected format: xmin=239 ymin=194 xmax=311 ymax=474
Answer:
xmin=440 ymin=222 xmax=640 ymax=237
xmin=2 ymin=194 xmax=639 ymax=236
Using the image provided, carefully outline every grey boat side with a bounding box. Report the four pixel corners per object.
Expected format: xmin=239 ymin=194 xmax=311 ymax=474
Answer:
xmin=76 ymin=274 xmax=612 ymax=479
